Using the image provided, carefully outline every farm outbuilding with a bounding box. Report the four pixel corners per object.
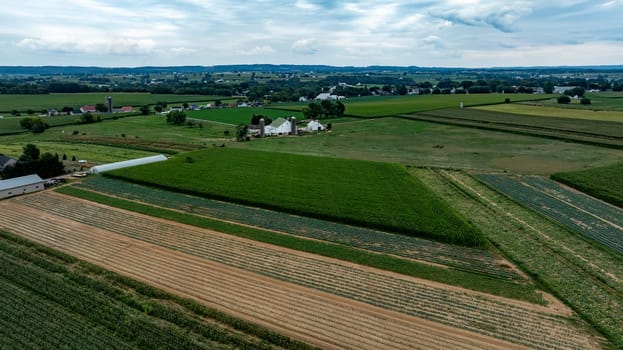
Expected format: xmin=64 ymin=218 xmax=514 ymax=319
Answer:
xmin=89 ymin=155 xmax=168 ymax=174
xmin=0 ymin=174 xmax=46 ymax=199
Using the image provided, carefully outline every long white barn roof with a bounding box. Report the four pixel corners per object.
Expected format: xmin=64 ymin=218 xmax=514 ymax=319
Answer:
xmin=89 ymin=155 xmax=168 ymax=174
xmin=0 ymin=174 xmax=45 ymax=190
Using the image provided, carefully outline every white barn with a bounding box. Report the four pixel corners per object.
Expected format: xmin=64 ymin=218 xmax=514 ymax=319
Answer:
xmin=264 ymin=117 xmax=293 ymax=136
xmin=305 ymin=120 xmax=325 ymax=132
xmin=0 ymin=174 xmax=46 ymax=199
xmin=89 ymin=155 xmax=168 ymax=174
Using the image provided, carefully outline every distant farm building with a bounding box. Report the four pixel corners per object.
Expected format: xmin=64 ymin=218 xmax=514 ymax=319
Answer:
xmin=0 ymin=174 xmax=46 ymax=199
xmin=553 ymin=86 xmax=576 ymax=94
xmin=304 ymin=120 xmax=325 ymax=132
xmin=263 ymin=117 xmax=296 ymax=136
xmin=314 ymin=93 xmax=346 ymax=101
xmin=119 ymin=106 xmax=134 ymax=113
xmin=89 ymin=155 xmax=168 ymax=174
xmin=80 ymin=105 xmax=97 ymax=113
xmin=0 ymin=155 xmax=17 ymax=173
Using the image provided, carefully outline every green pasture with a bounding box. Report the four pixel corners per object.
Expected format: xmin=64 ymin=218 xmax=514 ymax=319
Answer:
xmin=232 ymin=117 xmax=623 ymax=174
xmin=0 ymin=115 xmax=234 ymax=154
xmin=0 ymin=112 xmax=137 ymax=135
xmin=105 ymin=148 xmax=485 ymax=247
xmin=552 ymin=162 xmax=623 ymax=208
xmin=187 ymin=107 xmax=303 ymax=125
xmin=523 ymin=92 xmax=623 ymax=111
xmin=476 ymin=102 xmax=623 ymax=122
xmin=272 ymin=94 xmax=555 ymax=117
xmin=0 ymin=93 xmax=237 ymax=112
xmin=0 ymin=141 xmax=156 ymax=166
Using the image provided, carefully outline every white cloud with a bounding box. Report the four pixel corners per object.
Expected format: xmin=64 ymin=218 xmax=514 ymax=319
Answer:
xmin=18 ymin=36 xmax=156 ymax=55
xmin=236 ymin=45 xmax=275 ymax=56
xmin=292 ymin=38 xmax=319 ymax=55
xmin=0 ymin=0 xmax=621 ymax=66
xmin=295 ymin=0 xmax=320 ymax=11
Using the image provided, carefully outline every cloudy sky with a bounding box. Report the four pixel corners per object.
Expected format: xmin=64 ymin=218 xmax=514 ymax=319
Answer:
xmin=1 ymin=0 xmax=622 ymax=67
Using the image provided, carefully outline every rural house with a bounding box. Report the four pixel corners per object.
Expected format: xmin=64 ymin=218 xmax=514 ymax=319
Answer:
xmin=0 ymin=174 xmax=46 ymax=199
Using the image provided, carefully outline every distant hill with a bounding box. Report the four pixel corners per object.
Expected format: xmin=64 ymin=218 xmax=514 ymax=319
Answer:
xmin=1 ymin=64 xmax=622 ymax=76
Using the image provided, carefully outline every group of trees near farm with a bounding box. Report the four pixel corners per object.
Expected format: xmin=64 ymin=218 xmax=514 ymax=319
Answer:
xmin=302 ymin=100 xmax=345 ymax=119
xmin=1 ymin=144 xmax=64 ymax=179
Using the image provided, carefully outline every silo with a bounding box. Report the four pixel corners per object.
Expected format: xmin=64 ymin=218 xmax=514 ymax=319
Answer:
xmin=290 ymin=117 xmax=297 ymax=134
xmin=106 ymin=96 xmax=113 ymax=113
xmin=259 ymin=118 xmax=265 ymax=137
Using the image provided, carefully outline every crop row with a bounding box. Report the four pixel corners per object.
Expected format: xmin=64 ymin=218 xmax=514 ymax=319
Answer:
xmin=419 ymin=169 xmax=620 ymax=349
xmin=0 ymin=229 xmax=314 ymax=350
xmin=521 ymin=176 xmax=623 ymax=229
xmin=104 ymin=147 xmax=486 ymax=247
xmin=0 ymin=211 xmax=516 ymax=350
xmin=0 ymin=275 xmax=132 ymax=350
xmin=77 ymin=176 xmax=520 ymax=280
xmin=552 ymin=161 xmax=623 ymax=209
xmin=477 ymin=174 xmax=623 ymax=255
xmin=12 ymin=192 xmax=596 ymax=350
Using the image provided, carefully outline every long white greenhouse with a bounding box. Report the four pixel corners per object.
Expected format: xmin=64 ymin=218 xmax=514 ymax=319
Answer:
xmin=89 ymin=155 xmax=168 ymax=174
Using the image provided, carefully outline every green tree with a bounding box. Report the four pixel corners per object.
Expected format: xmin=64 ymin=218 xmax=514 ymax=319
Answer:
xmin=543 ymin=82 xmax=555 ymax=94
xmin=166 ymin=110 xmax=186 ymax=125
xmin=235 ymin=124 xmax=248 ymax=141
xmin=95 ymin=103 xmax=108 ymax=114
xmin=38 ymin=152 xmax=65 ymax=178
xmin=557 ymin=95 xmax=571 ymax=104
xmin=139 ymin=105 xmax=150 ymax=115
xmin=20 ymin=117 xmax=35 ymax=129
xmin=30 ymin=119 xmax=49 ymax=133
xmin=20 ymin=144 xmax=40 ymax=161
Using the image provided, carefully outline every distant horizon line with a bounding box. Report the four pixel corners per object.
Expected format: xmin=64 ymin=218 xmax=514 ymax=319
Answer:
xmin=1 ymin=64 xmax=623 ymax=70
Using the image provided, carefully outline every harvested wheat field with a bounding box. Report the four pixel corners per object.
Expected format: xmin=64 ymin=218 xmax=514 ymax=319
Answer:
xmin=0 ymin=191 xmax=603 ymax=350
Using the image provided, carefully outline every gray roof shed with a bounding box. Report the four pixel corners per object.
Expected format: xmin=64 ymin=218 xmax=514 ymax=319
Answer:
xmin=0 ymin=174 xmax=45 ymax=191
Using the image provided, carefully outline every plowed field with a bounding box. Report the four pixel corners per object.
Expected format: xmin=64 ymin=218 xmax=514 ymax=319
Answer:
xmin=0 ymin=192 xmax=602 ymax=350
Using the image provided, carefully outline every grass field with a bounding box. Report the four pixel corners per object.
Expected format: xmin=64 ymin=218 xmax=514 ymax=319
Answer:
xmin=412 ymin=108 xmax=623 ymax=148
xmin=523 ymin=92 xmax=623 ymax=111
xmin=105 ymin=148 xmax=485 ymax=246
xmin=0 ymin=112 xmax=138 ymax=135
xmin=552 ymin=162 xmax=623 ymax=208
xmin=0 ymin=141 xmax=156 ymax=165
xmin=231 ymin=117 xmax=623 ymax=174
xmin=0 ymin=115 xmax=235 ymax=158
xmin=474 ymin=103 xmax=623 ymax=122
xmin=0 ymin=230 xmax=315 ymax=350
xmin=0 ymin=93 xmax=238 ymax=112
xmin=272 ymin=93 xmax=555 ymax=117
xmin=188 ymin=107 xmax=304 ymax=125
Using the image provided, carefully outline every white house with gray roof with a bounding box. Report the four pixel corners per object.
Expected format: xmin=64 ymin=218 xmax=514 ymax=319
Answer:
xmin=0 ymin=174 xmax=46 ymax=199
